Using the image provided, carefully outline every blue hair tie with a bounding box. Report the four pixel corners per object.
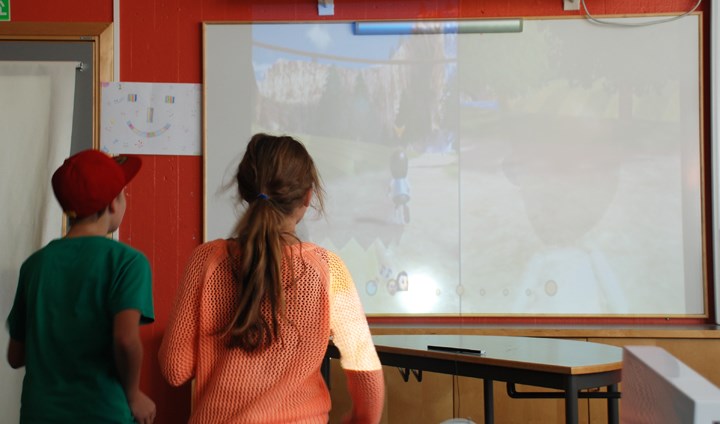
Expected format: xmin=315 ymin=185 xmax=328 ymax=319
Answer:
xmin=257 ymin=193 xmax=269 ymax=200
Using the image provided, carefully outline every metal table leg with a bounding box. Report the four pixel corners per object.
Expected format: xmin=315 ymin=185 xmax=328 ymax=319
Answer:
xmin=607 ymin=383 xmax=619 ymax=424
xmin=565 ymin=378 xmax=579 ymax=424
xmin=484 ymin=379 xmax=494 ymax=424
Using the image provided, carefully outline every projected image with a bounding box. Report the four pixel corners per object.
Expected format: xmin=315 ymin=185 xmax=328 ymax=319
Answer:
xmin=205 ymin=17 xmax=703 ymax=316
xmin=456 ymin=19 xmax=701 ymax=315
xmin=247 ymin=24 xmax=460 ymax=314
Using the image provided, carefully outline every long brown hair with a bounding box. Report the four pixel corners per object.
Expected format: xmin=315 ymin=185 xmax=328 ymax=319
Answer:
xmin=223 ymin=133 xmax=324 ymax=351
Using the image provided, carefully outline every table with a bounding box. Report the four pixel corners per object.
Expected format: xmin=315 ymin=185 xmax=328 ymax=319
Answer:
xmin=325 ymin=334 xmax=622 ymax=424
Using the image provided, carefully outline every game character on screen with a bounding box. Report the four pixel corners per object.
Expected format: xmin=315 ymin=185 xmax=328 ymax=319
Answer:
xmin=389 ymin=149 xmax=411 ymax=224
xmin=6 ymin=149 xmax=156 ymax=423
xmin=158 ymin=133 xmax=385 ymax=423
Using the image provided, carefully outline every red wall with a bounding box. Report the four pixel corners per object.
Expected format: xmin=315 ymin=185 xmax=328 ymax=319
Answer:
xmin=9 ymin=0 xmax=709 ymax=422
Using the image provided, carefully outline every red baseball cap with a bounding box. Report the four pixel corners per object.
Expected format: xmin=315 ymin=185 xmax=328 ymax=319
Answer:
xmin=51 ymin=149 xmax=142 ymax=219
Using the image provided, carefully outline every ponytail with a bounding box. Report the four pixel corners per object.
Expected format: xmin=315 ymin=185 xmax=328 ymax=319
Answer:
xmin=221 ymin=134 xmax=324 ymax=351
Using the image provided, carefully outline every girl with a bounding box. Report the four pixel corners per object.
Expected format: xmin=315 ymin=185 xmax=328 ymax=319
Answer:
xmin=159 ymin=133 xmax=384 ymax=423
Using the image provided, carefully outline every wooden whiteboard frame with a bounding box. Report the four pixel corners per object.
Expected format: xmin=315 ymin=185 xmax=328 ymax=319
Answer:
xmin=203 ymin=16 xmax=708 ymax=320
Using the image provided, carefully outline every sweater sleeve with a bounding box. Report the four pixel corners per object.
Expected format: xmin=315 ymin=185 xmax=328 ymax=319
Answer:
xmin=158 ymin=242 xmax=216 ymax=386
xmin=327 ymin=251 xmax=385 ymax=423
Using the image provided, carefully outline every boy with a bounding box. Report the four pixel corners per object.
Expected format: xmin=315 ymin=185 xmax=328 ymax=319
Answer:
xmin=6 ymin=149 xmax=156 ymax=423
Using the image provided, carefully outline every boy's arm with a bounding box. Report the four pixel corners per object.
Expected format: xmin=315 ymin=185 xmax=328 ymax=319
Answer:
xmin=6 ymin=338 xmax=25 ymax=369
xmin=113 ymin=309 xmax=156 ymax=424
xmin=7 ymin=264 xmax=27 ymax=369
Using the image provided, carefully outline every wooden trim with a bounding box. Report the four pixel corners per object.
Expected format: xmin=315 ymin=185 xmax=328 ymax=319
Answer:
xmin=94 ymin=23 xmax=114 ymax=147
xmin=0 ymin=22 xmax=112 ymax=37
xmin=370 ymin=324 xmax=720 ymax=339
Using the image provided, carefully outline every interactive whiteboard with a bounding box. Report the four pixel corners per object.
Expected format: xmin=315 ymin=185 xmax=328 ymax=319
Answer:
xmin=204 ymin=16 xmax=704 ymax=317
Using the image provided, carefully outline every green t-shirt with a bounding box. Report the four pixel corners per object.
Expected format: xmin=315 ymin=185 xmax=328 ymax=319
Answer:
xmin=6 ymin=236 xmax=154 ymax=423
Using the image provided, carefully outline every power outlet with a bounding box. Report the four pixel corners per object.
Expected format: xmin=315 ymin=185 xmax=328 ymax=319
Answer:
xmin=563 ymin=0 xmax=580 ymax=11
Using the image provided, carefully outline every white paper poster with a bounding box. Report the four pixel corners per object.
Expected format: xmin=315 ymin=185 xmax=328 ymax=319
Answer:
xmin=101 ymin=81 xmax=201 ymax=155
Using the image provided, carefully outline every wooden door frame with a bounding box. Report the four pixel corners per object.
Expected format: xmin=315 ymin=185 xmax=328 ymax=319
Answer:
xmin=0 ymin=22 xmax=113 ymax=147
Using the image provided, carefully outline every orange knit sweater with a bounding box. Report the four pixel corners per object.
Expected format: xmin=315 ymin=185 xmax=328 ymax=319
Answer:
xmin=159 ymin=239 xmax=384 ymax=423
